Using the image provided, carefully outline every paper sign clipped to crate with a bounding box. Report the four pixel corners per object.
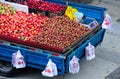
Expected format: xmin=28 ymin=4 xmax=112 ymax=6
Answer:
xmin=69 ymin=55 xmax=80 ymax=74
xmin=42 ymin=59 xmax=58 ymax=77
xmin=102 ymin=13 xmax=112 ymax=29
xmin=85 ymin=43 xmax=95 ymax=60
xmin=12 ymin=50 xmax=26 ymax=68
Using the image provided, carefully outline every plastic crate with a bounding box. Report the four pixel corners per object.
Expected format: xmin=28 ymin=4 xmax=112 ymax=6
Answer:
xmin=47 ymin=9 xmax=66 ymax=18
xmin=29 ymin=8 xmax=38 ymax=13
xmin=47 ymin=6 xmax=66 ymax=18
xmin=37 ymin=10 xmax=46 ymax=16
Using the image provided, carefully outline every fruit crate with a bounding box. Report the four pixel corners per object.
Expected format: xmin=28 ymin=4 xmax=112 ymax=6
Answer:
xmin=0 ymin=34 xmax=63 ymax=54
xmin=37 ymin=10 xmax=46 ymax=16
xmin=29 ymin=8 xmax=38 ymax=13
xmin=47 ymin=8 xmax=66 ymax=18
xmin=29 ymin=8 xmax=47 ymax=16
xmin=36 ymin=9 xmax=66 ymax=17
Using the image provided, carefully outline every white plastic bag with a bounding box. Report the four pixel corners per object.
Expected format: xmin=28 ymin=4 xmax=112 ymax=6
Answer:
xmin=12 ymin=50 xmax=26 ymax=68
xmin=85 ymin=43 xmax=95 ymax=60
xmin=102 ymin=13 xmax=112 ymax=29
xmin=69 ymin=55 xmax=80 ymax=74
xmin=42 ymin=59 xmax=58 ymax=77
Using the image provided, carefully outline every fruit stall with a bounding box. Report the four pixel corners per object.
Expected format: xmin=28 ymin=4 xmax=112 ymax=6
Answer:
xmin=0 ymin=0 xmax=106 ymax=77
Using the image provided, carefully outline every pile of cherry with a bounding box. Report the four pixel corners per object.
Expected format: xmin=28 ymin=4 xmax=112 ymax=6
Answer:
xmin=20 ymin=0 xmax=66 ymax=14
xmin=0 ymin=11 xmax=48 ymax=41
xmin=33 ymin=16 xmax=90 ymax=50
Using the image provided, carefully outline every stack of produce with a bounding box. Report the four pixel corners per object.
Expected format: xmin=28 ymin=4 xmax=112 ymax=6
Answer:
xmin=0 ymin=11 xmax=48 ymax=41
xmin=37 ymin=1 xmax=66 ymax=14
xmin=33 ymin=16 xmax=91 ymax=52
xmin=27 ymin=0 xmax=43 ymax=9
xmin=26 ymin=0 xmax=66 ymax=17
xmin=0 ymin=2 xmax=16 ymax=15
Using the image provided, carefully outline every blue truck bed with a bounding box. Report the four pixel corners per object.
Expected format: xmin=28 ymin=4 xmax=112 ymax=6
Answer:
xmin=0 ymin=0 xmax=106 ymax=75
